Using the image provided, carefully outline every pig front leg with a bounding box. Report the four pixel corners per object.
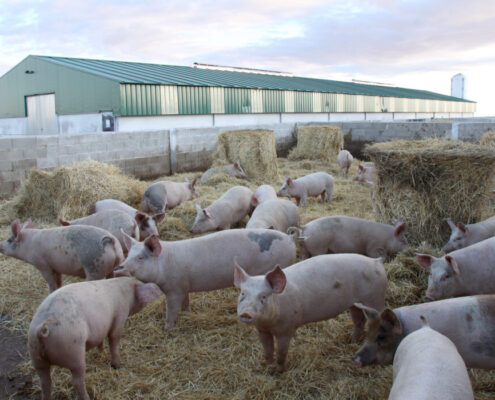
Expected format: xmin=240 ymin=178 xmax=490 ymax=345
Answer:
xmin=299 ymin=194 xmax=307 ymax=207
xmin=181 ymin=294 xmax=190 ymax=312
xmin=164 ymin=291 xmax=187 ymax=330
xmin=257 ymin=330 xmax=274 ymax=365
xmin=37 ymin=264 xmax=62 ymax=292
xmin=275 ymin=333 xmax=293 ymax=372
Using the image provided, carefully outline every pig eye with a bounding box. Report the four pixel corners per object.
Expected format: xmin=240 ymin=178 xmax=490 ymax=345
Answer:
xmin=376 ymin=333 xmax=386 ymax=342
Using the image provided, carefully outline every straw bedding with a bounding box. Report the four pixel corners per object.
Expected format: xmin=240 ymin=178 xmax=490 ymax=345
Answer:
xmin=480 ymin=130 xmax=495 ymax=148
xmin=0 ymin=157 xmax=494 ymax=399
xmin=288 ymin=125 xmax=343 ymax=163
xmin=366 ymin=139 xmax=495 ymax=247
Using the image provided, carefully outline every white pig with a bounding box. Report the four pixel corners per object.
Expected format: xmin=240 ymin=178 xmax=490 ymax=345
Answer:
xmin=246 ymin=198 xmax=300 ymax=232
xmin=388 ymin=317 xmax=474 ymax=400
xmin=337 ymin=149 xmax=353 ymax=177
xmin=190 ymin=186 xmax=253 ymax=233
xmin=417 ymin=236 xmax=495 ymax=300
xmin=442 ymin=216 xmax=495 ymax=253
xmin=289 ymin=216 xmax=407 ymax=260
xmin=94 ymin=199 xmax=164 ymax=240
xmin=28 ymin=277 xmax=162 ymax=400
xmin=114 ymin=229 xmax=296 ymax=330
xmin=252 ymin=184 xmax=278 ymax=205
xmin=276 ymin=172 xmax=334 ymax=207
xmin=235 ymin=254 xmax=387 ymax=372
xmin=200 ymin=161 xmax=248 ymax=182
xmin=141 ymin=178 xmax=198 ymax=214
xmin=353 ymin=162 xmax=375 ymax=197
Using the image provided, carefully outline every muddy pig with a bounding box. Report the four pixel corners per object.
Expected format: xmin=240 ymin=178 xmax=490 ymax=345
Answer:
xmin=388 ymin=316 xmax=473 ymax=400
xmin=276 ymin=172 xmax=334 ymax=206
xmin=289 ymin=216 xmax=407 ymax=260
xmin=417 ymin=236 xmax=495 ymax=300
xmin=200 ymin=161 xmax=248 ymax=182
xmin=114 ymin=228 xmax=296 ymax=330
xmin=246 ymin=198 xmax=300 ymax=232
xmin=60 ymin=209 xmax=139 ymax=250
xmin=94 ymin=199 xmax=164 ymax=240
xmin=442 ymin=216 xmax=495 ymax=253
xmin=252 ymin=184 xmax=277 ymax=204
xmin=0 ymin=220 xmax=123 ymax=292
xmin=353 ymin=295 xmax=495 ymax=369
xmin=28 ymin=277 xmax=162 ymax=400
xmin=190 ymin=186 xmax=253 ymax=233
xmin=141 ymin=178 xmax=198 ymax=214
xmin=235 ymin=254 xmax=387 ymax=372
xmin=337 ymin=149 xmax=353 ymax=177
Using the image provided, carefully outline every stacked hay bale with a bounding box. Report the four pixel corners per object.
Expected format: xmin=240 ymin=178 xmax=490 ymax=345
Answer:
xmin=480 ymin=130 xmax=495 ymax=148
xmin=288 ymin=125 xmax=343 ymax=163
xmin=8 ymin=160 xmax=145 ymax=221
xmin=213 ymin=129 xmax=278 ymax=181
xmin=366 ymin=139 xmax=495 ymax=247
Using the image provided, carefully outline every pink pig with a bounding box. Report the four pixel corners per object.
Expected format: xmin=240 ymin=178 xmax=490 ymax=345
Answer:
xmin=276 ymin=172 xmax=334 ymax=207
xmin=337 ymin=149 xmax=353 ymax=177
xmin=28 ymin=277 xmax=162 ymax=400
xmin=200 ymin=161 xmax=248 ymax=182
xmin=442 ymin=216 xmax=495 ymax=253
xmin=141 ymin=178 xmax=198 ymax=215
xmin=252 ymin=184 xmax=278 ymax=205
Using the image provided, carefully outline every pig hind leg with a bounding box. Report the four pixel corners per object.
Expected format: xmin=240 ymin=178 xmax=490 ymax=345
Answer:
xmin=349 ymin=305 xmax=366 ymax=343
xmin=181 ymin=294 xmax=190 ymax=312
xmin=71 ymin=364 xmax=90 ymax=400
xmin=34 ymin=362 xmax=52 ymax=400
xmin=257 ymin=330 xmax=274 ymax=365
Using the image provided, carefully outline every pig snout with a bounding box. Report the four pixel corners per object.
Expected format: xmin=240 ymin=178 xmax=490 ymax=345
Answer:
xmin=114 ymin=266 xmax=130 ymax=277
xmin=353 ymin=355 xmax=363 ymax=368
xmin=239 ymin=312 xmax=254 ymax=324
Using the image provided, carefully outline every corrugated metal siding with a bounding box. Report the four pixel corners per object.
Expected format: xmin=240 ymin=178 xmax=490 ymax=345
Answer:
xmin=177 ymin=86 xmax=211 ymax=115
xmin=312 ymin=93 xmax=322 ymax=112
xmin=251 ymin=89 xmax=263 ymax=113
xmin=160 ymin=85 xmax=178 ymax=114
xmin=262 ymin=90 xmax=284 ymax=113
xmin=224 ymin=88 xmax=251 ymax=113
xmin=120 ymin=84 xmax=162 ymax=115
xmin=284 ymin=91 xmax=294 ymax=113
xmin=210 ymin=87 xmax=225 ymax=114
xmin=294 ymin=92 xmax=313 ymax=112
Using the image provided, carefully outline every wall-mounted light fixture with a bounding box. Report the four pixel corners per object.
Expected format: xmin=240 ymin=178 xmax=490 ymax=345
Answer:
xmin=25 ymin=70 xmax=35 ymax=74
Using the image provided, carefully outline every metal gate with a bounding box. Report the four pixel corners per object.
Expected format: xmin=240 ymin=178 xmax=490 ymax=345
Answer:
xmin=26 ymin=94 xmax=58 ymax=135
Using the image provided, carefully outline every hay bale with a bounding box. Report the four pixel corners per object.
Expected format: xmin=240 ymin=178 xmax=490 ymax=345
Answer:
xmin=9 ymin=160 xmax=145 ymax=221
xmin=480 ymin=130 xmax=495 ymax=148
xmin=288 ymin=125 xmax=343 ymax=163
xmin=213 ymin=129 xmax=278 ymax=181
xmin=366 ymin=139 xmax=495 ymax=247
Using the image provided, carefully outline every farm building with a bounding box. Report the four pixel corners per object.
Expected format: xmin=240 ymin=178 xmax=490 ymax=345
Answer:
xmin=0 ymin=55 xmax=476 ymax=135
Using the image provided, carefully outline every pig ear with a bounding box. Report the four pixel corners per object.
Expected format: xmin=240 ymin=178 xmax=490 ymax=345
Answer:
xmin=135 ymin=282 xmax=163 ymax=304
xmin=251 ymin=195 xmax=259 ymax=207
xmin=203 ymin=209 xmax=212 ymax=219
xmin=381 ymin=309 xmax=403 ymax=335
xmin=287 ymin=177 xmax=294 ymax=188
xmin=190 ymin=178 xmax=197 ymax=188
xmin=153 ymin=213 xmax=165 ymax=224
xmin=59 ymin=218 xmax=71 ymax=226
xmin=445 ymin=255 xmax=461 ymax=274
xmin=234 ymin=260 xmax=249 ymax=287
xmin=358 ymin=164 xmax=365 ymax=172
xmin=458 ymin=223 xmax=469 ymax=236
xmin=11 ymin=220 xmax=22 ymax=237
xmin=144 ymin=235 xmax=162 ymax=257
xmin=265 ymin=265 xmax=286 ymax=294
xmin=234 ymin=161 xmax=240 ymax=169
xmin=416 ymin=253 xmax=435 ymax=270
xmin=446 ymin=219 xmax=458 ymax=231
xmin=393 ymin=220 xmax=406 ymax=237
xmin=22 ymin=219 xmax=34 ymax=230
xmin=352 ymin=303 xmax=379 ymax=321
xmin=135 ymin=212 xmax=147 ymax=224
xmin=121 ymin=229 xmax=138 ymax=251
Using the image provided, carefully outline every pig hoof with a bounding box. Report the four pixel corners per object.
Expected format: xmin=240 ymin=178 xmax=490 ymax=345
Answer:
xmin=276 ymin=363 xmax=286 ymax=373
xmin=260 ymin=358 xmax=274 ymax=366
xmin=111 ymin=361 xmax=121 ymax=369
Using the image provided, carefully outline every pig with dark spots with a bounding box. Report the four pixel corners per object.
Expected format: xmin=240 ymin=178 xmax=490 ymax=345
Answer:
xmin=60 ymin=209 xmax=139 ymax=250
xmin=246 ymin=197 xmax=300 ymax=232
xmin=234 ymin=254 xmax=386 ymax=372
xmin=442 ymin=215 xmax=495 ymax=253
xmin=276 ymin=172 xmax=334 ymax=207
xmin=417 ymin=236 xmax=495 ymax=300
xmin=289 ymin=216 xmax=407 ymax=260
xmin=353 ymin=295 xmax=495 ymax=369
xmin=114 ymin=228 xmax=296 ymax=330
xmin=337 ymin=149 xmax=353 ymax=177
xmin=190 ymin=186 xmax=253 ymax=233
xmin=28 ymin=277 xmax=162 ymax=400
xmin=388 ymin=318 xmax=474 ymax=400
xmin=252 ymin=184 xmax=278 ymax=205
xmin=200 ymin=161 xmax=248 ymax=182
xmin=141 ymin=178 xmax=198 ymax=214
xmin=0 ymin=220 xmax=123 ymax=292
xmin=94 ymin=199 xmax=164 ymax=240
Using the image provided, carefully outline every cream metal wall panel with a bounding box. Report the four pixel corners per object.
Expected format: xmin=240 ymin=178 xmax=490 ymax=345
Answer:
xmin=160 ymin=85 xmax=179 ymax=114
xmin=284 ymin=91 xmax=294 ymax=113
xmin=210 ymin=87 xmax=225 ymax=114
xmin=251 ymin=89 xmax=264 ymax=113
xmin=312 ymin=93 xmax=322 ymax=112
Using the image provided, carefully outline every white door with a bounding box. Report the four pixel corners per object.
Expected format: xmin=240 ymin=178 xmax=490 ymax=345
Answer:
xmin=26 ymin=94 xmax=58 ymax=135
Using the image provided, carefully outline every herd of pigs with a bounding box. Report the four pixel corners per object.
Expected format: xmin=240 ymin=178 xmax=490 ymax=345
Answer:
xmin=1 ymin=149 xmax=495 ymax=400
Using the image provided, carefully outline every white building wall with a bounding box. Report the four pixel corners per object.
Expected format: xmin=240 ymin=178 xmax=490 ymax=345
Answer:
xmin=281 ymin=113 xmax=328 ymax=123
xmin=214 ymin=113 xmax=279 ymax=127
xmin=0 ymin=117 xmax=28 ymax=135
xmin=329 ymin=113 xmax=366 ymax=122
xmin=117 ymin=115 xmax=213 ymax=131
xmin=365 ymin=113 xmax=394 ymax=121
xmin=58 ymin=113 xmax=101 ymax=134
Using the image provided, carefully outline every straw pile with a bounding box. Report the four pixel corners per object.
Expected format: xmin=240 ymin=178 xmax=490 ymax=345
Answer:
xmin=214 ymin=129 xmax=279 ymax=181
xmin=366 ymin=139 xmax=495 ymax=247
xmin=288 ymin=125 xmax=343 ymax=163
xmin=480 ymin=130 xmax=495 ymax=148
xmin=3 ymin=160 xmax=145 ymax=222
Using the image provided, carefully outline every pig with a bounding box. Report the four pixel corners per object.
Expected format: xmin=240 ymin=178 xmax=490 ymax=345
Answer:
xmin=200 ymin=161 xmax=248 ymax=182
xmin=353 ymin=294 xmax=495 ymax=369
xmin=28 ymin=277 xmax=162 ymax=400
xmin=442 ymin=215 xmax=495 ymax=253
xmin=94 ymin=199 xmax=165 ymax=240
xmin=337 ymin=149 xmax=353 ymax=177
xmin=234 ymin=254 xmax=387 ymax=372
xmin=59 ymin=209 xmax=139 ymax=250
xmin=114 ymin=228 xmax=296 ymax=330
xmin=190 ymin=186 xmax=253 ymax=233
xmin=289 ymin=216 xmax=407 ymax=260
xmin=246 ymin=198 xmax=300 ymax=232
xmin=276 ymin=172 xmax=334 ymax=207
xmin=0 ymin=220 xmax=123 ymax=292
xmin=388 ymin=317 xmax=474 ymax=400
xmin=141 ymin=178 xmax=198 ymax=214
xmin=417 ymin=236 xmax=495 ymax=301
xmin=353 ymin=162 xmax=375 ymax=197
xmin=252 ymin=184 xmax=278 ymax=205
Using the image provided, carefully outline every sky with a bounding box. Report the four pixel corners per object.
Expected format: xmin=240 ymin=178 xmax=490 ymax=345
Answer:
xmin=1 ymin=0 xmax=494 ymax=115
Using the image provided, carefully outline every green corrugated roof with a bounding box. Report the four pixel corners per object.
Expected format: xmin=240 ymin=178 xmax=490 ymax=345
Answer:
xmin=34 ymin=55 xmax=473 ymax=103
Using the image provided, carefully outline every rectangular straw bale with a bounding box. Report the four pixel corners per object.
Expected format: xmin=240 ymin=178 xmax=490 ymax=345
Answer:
xmin=480 ymin=130 xmax=495 ymax=148
xmin=288 ymin=125 xmax=343 ymax=163
xmin=366 ymin=139 xmax=495 ymax=247
xmin=213 ymin=129 xmax=278 ymax=181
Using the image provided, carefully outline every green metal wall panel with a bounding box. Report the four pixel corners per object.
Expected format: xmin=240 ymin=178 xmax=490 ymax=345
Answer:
xmin=224 ymin=88 xmax=251 ymax=113
xmin=177 ymin=86 xmax=211 ymax=115
xmin=120 ymin=84 xmax=163 ymax=116
xmin=294 ymin=92 xmax=313 ymax=112
xmin=262 ymin=90 xmax=284 ymax=113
